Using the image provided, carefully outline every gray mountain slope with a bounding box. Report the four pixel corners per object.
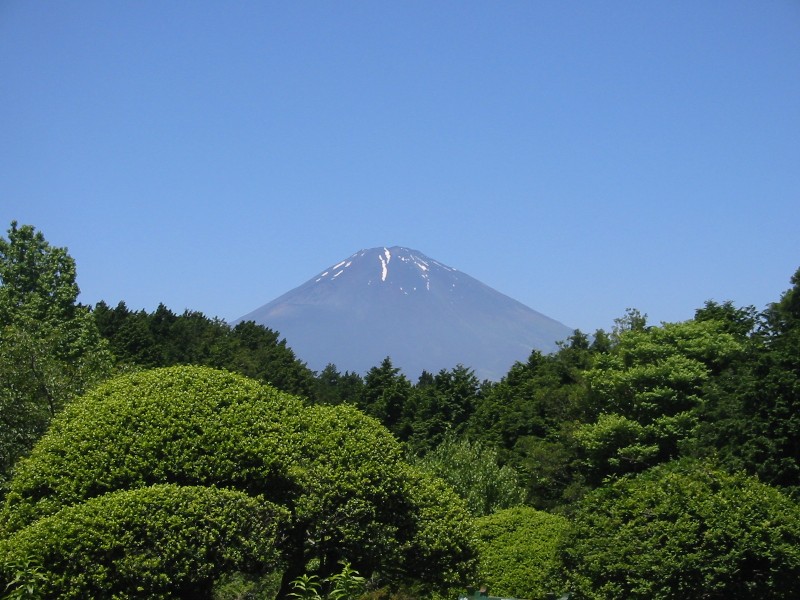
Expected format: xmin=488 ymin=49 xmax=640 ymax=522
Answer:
xmin=236 ymin=246 xmax=573 ymax=381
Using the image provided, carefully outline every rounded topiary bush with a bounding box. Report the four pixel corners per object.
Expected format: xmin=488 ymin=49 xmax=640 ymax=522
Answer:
xmin=0 ymin=484 xmax=288 ymax=599
xmin=473 ymin=506 xmax=569 ymax=599
xmin=562 ymin=459 xmax=800 ymax=599
xmin=0 ymin=366 xmax=478 ymax=594
xmin=1 ymin=365 xmax=305 ymax=534
xmin=288 ymin=403 xmax=409 ymax=573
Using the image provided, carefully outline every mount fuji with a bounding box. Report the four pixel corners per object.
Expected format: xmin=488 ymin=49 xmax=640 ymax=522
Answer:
xmin=236 ymin=246 xmax=573 ymax=381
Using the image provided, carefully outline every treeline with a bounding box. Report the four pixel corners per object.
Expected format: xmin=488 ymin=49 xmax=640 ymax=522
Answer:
xmin=92 ymin=287 xmax=800 ymax=511
xmin=92 ymin=301 xmax=318 ymax=398
xmin=2 ymin=221 xmax=800 ymax=598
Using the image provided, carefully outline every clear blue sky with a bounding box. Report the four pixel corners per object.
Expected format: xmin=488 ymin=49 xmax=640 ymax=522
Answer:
xmin=2 ymin=1 xmax=798 ymax=334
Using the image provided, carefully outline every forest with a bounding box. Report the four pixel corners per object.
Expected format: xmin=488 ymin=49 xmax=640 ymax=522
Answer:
xmin=1 ymin=221 xmax=799 ymax=599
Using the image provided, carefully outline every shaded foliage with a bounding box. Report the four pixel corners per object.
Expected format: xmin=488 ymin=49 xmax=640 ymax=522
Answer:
xmin=694 ymin=269 xmax=800 ymax=496
xmin=0 ymin=222 xmax=112 ymax=486
xmin=466 ymin=332 xmax=602 ymax=508
xmin=92 ymin=300 xmax=317 ymax=398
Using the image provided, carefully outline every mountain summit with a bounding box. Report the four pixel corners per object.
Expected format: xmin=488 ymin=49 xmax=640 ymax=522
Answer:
xmin=236 ymin=246 xmax=573 ymax=381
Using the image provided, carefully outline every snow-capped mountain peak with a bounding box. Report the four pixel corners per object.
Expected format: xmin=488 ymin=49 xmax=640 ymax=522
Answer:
xmin=313 ymin=247 xmax=455 ymax=289
xmin=236 ymin=246 xmax=572 ymax=380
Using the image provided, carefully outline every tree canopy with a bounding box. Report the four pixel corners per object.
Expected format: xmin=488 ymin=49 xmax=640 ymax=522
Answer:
xmin=3 ymin=220 xmax=800 ymax=599
xmin=0 ymin=222 xmax=112 ymax=485
xmin=92 ymin=300 xmax=317 ymax=398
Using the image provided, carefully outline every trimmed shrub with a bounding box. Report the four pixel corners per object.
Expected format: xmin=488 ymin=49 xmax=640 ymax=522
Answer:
xmin=473 ymin=506 xmax=568 ymax=599
xmin=1 ymin=366 xmax=304 ymax=534
xmin=0 ymin=366 xmax=476 ymax=594
xmin=0 ymin=484 xmax=287 ymax=599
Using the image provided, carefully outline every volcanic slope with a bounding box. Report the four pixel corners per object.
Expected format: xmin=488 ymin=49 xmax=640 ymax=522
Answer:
xmin=236 ymin=246 xmax=573 ymax=381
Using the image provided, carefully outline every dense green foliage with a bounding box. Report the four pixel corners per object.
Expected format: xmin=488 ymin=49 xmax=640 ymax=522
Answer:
xmin=574 ymin=319 xmax=745 ymax=483
xmin=0 ymin=366 xmax=475 ymax=597
xmin=694 ymin=272 xmax=800 ymax=496
xmin=3 ymin=222 xmax=800 ymax=598
xmin=0 ymin=223 xmax=112 ymax=485
xmin=0 ymin=366 xmax=298 ymax=532
xmin=467 ymin=335 xmax=597 ymax=508
xmin=0 ymin=484 xmax=287 ymax=599
xmin=473 ymin=506 xmax=568 ymax=600
xmin=562 ymin=459 xmax=800 ymax=599
xmin=92 ymin=300 xmax=317 ymax=398
xmin=414 ymin=435 xmax=525 ymax=517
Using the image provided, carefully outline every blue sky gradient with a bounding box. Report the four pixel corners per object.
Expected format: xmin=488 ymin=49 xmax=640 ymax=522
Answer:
xmin=2 ymin=1 xmax=798 ymax=334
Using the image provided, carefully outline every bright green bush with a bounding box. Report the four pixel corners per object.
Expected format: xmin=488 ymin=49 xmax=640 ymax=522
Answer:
xmin=1 ymin=366 xmax=304 ymax=534
xmin=282 ymin=405 xmax=477 ymax=590
xmin=0 ymin=484 xmax=287 ymax=599
xmin=473 ymin=506 xmax=568 ymax=599
xmin=0 ymin=366 xmax=476 ymax=593
xmin=398 ymin=464 xmax=477 ymax=590
xmin=288 ymin=403 xmax=410 ymax=577
xmin=563 ymin=459 xmax=800 ymax=599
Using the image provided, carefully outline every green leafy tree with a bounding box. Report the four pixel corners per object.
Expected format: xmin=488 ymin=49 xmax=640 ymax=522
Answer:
xmin=404 ymin=365 xmax=486 ymax=455
xmin=93 ymin=301 xmax=161 ymax=366
xmin=414 ymin=435 xmax=525 ymax=517
xmin=574 ymin=319 xmax=744 ymax=483
xmin=313 ymin=364 xmax=364 ymax=406
xmin=693 ymin=300 xmax=758 ymax=338
xmin=694 ymin=269 xmax=800 ymax=495
xmin=92 ymin=300 xmax=317 ymax=397
xmin=0 ymin=222 xmax=112 ymax=485
xmin=468 ymin=335 xmax=597 ymax=508
xmin=395 ymin=464 xmax=477 ymax=592
xmin=473 ymin=506 xmax=569 ymax=600
xmin=360 ymin=357 xmax=413 ymax=438
xmin=562 ymin=459 xmax=800 ymax=599
xmin=611 ymin=307 xmax=648 ymax=340
xmin=228 ymin=319 xmax=316 ymax=396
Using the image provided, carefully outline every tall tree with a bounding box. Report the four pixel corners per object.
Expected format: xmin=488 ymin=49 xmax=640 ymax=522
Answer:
xmin=696 ymin=268 xmax=800 ymax=495
xmin=467 ymin=334 xmax=598 ymax=508
xmin=573 ymin=318 xmax=744 ymax=484
xmin=0 ymin=222 xmax=111 ymax=484
xmin=406 ymin=365 xmax=484 ymax=454
xmin=93 ymin=301 xmax=317 ymax=398
xmin=313 ymin=363 xmax=364 ymax=406
xmin=360 ymin=357 xmax=413 ymax=438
